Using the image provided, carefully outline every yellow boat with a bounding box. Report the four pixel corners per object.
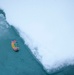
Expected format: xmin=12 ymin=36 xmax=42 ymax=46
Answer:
xmin=11 ymin=40 xmax=19 ymax=52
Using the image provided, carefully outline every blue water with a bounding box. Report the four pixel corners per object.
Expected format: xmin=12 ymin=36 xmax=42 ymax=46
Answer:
xmin=0 ymin=23 xmax=48 ymax=75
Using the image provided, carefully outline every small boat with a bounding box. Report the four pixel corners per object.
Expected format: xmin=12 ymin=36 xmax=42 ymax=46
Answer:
xmin=11 ymin=40 xmax=19 ymax=52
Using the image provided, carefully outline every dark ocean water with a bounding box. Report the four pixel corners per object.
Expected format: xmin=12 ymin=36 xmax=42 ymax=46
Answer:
xmin=0 ymin=20 xmax=74 ymax=75
xmin=0 ymin=23 xmax=48 ymax=75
